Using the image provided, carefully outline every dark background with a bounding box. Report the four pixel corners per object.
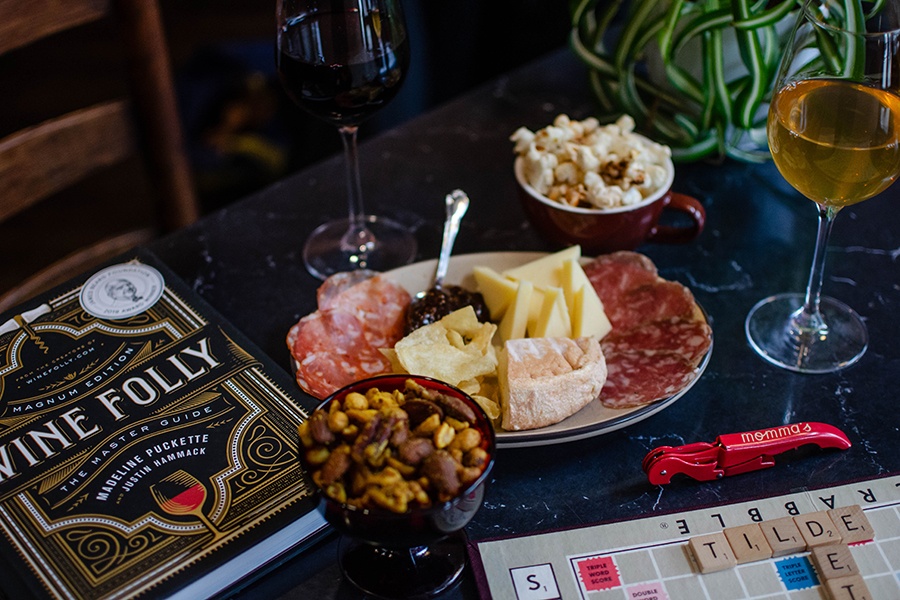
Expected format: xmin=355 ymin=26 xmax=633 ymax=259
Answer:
xmin=0 ymin=0 xmax=572 ymax=296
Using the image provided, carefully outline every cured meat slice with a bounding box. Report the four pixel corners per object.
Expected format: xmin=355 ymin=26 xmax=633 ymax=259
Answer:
xmin=316 ymin=269 xmax=378 ymax=308
xmin=600 ymin=349 xmax=699 ymax=409
xmin=290 ymin=308 xmax=393 ymax=399
xmin=583 ymin=251 xmax=659 ymax=299
xmin=602 ymin=318 xmax=712 ymax=366
xmin=317 ymin=274 xmax=410 ymax=348
xmin=287 ymin=273 xmax=412 ymax=399
xmin=585 ymin=250 xmax=712 ymax=409
xmin=603 ymin=280 xmax=700 ymax=332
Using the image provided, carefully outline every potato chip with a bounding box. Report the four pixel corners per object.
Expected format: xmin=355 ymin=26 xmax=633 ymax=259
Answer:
xmin=392 ymin=311 xmax=488 ymax=374
xmin=383 ymin=307 xmax=502 ymax=421
xmin=472 ymin=395 xmax=500 ymax=420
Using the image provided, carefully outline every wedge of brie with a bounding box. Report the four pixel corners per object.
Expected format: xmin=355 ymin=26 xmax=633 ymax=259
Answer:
xmin=498 ymin=336 xmax=607 ymax=431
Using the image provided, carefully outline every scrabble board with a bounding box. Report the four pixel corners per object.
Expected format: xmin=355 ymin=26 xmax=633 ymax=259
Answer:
xmin=468 ymin=473 xmax=900 ymax=599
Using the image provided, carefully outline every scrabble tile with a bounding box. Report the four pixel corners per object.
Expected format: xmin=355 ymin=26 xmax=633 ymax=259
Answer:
xmin=794 ymin=510 xmax=841 ymax=548
xmin=688 ymin=532 xmax=736 ymax=573
xmin=723 ymin=523 xmax=773 ymax=564
xmin=761 ymin=516 xmax=807 ymax=557
xmin=828 ymin=505 xmax=875 ymax=545
xmin=810 ymin=544 xmax=860 ymax=580
xmin=822 ymin=574 xmax=872 ymax=600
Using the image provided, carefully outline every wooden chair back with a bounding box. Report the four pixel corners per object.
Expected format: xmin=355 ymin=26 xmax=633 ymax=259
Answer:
xmin=0 ymin=0 xmax=200 ymax=314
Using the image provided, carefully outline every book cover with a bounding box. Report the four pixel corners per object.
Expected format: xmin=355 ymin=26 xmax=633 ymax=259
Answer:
xmin=0 ymin=249 xmax=327 ymax=599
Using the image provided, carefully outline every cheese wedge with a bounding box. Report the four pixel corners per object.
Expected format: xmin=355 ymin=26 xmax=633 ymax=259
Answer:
xmin=473 ymin=266 xmax=519 ymax=320
xmin=528 ymin=286 xmax=572 ymax=338
xmin=562 ymin=258 xmax=612 ymax=339
xmin=502 ymin=245 xmax=581 ymax=287
xmin=498 ymin=336 xmax=607 ymax=431
xmin=498 ymin=280 xmax=533 ymax=342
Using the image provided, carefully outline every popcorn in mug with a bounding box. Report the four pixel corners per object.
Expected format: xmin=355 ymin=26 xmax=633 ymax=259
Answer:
xmin=511 ymin=114 xmax=671 ymax=209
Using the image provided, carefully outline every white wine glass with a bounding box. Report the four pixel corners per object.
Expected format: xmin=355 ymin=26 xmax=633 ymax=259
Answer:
xmin=276 ymin=0 xmax=417 ymax=280
xmin=746 ymin=0 xmax=900 ymax=373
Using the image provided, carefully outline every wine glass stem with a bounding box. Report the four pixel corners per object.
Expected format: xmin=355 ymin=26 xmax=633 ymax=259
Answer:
xmin=795 ymin=204 xmax=840 ymax=332
xmin=339 ymin=125 xmax=376 ymax=258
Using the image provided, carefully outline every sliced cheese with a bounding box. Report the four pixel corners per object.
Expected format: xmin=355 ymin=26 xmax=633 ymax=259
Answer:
xmin=498 ymin=280 xmax=533 ymax=342
xmin=473 ymin=265 xmax=519 ymax=320
xmin=562 ymin=258 xmax=612 ymax=339
xmin=529 ymin=286 xmax=572 ymax=338
xmin=502 ymin=245 xmax=581 ymax=288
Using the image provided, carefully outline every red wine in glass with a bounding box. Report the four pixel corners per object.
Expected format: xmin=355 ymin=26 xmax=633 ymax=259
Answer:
xmin=150 ymin=470 xmax=225 ymax=540
xmin=277 ymin=0 xmax=417 ymax=280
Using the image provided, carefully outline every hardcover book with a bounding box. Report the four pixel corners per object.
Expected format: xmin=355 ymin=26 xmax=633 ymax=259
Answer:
xmin=0 ymin=249 xmax=327 ymax=599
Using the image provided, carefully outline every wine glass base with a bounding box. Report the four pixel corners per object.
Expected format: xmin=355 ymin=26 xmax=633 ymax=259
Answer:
xmin=337 ymin=531 xmax=468 ymax=600
xmin=303 ymin=215 xmax=417 ymax=280
xmin=745 ymin=293 xmax=868 ymax=374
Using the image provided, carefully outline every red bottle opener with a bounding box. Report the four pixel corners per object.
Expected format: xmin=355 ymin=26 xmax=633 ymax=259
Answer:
xmin=642 ymin=422 xmax=851 ymax=485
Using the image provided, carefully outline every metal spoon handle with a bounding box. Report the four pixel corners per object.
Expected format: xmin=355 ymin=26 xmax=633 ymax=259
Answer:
xmin=433 ymin=189 xmax=469 ymax=287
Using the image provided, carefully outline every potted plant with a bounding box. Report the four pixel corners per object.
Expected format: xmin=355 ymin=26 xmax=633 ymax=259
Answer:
xmin=570 ymin=0 xmax=800 ymax=162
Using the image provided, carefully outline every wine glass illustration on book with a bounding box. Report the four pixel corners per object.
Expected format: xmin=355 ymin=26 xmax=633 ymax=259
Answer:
xmin=745 ymin=0 xmax=900 ymax=372
xmin=150 ymin=470 xmax=225 ymax=541
xmin=276 ymin=0 xmax=417 ymax=280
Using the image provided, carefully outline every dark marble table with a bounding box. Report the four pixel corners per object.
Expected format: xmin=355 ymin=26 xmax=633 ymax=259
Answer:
xmin=149 ymin=47 xmax=900 ymax=599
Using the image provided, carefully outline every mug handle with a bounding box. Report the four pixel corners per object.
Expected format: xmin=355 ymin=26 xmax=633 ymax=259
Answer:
xmin=647 ymin=192 xmax=705 ymax=244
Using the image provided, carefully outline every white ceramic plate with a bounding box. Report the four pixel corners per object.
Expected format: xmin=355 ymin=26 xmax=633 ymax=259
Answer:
xmin=382 ymin=251 xmax=713 ymax=449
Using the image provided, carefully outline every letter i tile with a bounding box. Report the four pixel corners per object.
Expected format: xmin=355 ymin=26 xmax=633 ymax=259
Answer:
xmin=688 ymin=532 xmax=736 ymax=573
xmin=723 ymin=523 xmax=773 ymax=564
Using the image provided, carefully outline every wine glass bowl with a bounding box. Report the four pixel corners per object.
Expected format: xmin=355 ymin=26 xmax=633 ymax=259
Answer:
xmin=150 ymin=470 xmax=225 ymax=541
xmin=276 ymin=0 xmax=417 ymax=280
xmin=300 ymin=374 xmax=496 ymax=599
xmin=745 ymin=0 xmax=900 ymax=373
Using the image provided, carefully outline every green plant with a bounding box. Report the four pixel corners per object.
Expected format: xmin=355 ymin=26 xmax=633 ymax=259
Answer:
xmin=569 ymin=0 xmax=801 ymax=162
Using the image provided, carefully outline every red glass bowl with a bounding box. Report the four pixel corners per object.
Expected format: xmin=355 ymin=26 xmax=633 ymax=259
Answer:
xmin=300 ymin=374 xmax=496 ymax=599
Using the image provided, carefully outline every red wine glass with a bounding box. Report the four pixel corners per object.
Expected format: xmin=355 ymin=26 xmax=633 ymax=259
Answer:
xmin=276 ymin=0 xmax=417 ymax=280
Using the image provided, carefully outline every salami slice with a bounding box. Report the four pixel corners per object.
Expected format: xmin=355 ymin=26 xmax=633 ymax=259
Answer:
xmin=603 ymin=280 xmax=700 ymax=332
xmin=600 ymin=349 xmax=699 ymax=409
xmin=316 ymin=269 xmax=379 ymax=308
xmin=585 ymin=250 xmax=712 ymax=409
xmin=287 ymin=273 xmax=411 ymax=399
xmin=583 ymin=251 xmax=659 ymax=299
xmin=290 ymin=308 xmax=393 ymax=399
xmin=602 ymin=318 xmax=712 ymax=366
xmin=317 ymin=274 xmax=411 ymax=348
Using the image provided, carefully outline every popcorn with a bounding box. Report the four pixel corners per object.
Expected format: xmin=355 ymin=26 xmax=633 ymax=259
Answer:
xmin=511 ymin=114 xmax=671 ymax=209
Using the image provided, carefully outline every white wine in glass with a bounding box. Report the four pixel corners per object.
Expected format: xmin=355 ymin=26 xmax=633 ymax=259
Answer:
xmin=746 ymin=0 xmax=900 ymax=372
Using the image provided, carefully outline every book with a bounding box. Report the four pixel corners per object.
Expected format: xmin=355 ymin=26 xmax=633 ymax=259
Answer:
xmin=0 ymin=249 xmax=328 ymax=599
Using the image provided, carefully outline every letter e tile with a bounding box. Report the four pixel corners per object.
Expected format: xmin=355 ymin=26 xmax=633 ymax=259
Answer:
xmin=810 ymin=544 xmax=859 ymax=580
xmin=761 ymin=516 xmax=806 ymax=557
xmin=723 ymin=523 xmax=773 ymax=564
xmin=688 ymin=532 xmax=736 ymax=573
xmin=827 ymin=505 xmax=874 ymax=545
xmin=823 ymin=574 xmax=872 ymax=600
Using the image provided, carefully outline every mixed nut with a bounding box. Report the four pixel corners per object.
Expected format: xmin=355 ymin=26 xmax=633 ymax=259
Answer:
xmin=298 ymin=378 xmax=491 ymax=513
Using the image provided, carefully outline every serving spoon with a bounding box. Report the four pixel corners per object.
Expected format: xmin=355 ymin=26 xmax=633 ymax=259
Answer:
xmin=405 ymin=190 xmax=487 ymax=332
xmin=432 ymin=189 xmax=469 ymax=292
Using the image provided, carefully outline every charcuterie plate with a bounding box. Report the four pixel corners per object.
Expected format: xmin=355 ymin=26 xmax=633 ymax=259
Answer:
xmin=379 ymin=251 xmax=713 ymax=449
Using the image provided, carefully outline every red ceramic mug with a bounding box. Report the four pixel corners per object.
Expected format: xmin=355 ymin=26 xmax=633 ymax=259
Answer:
xmin=514 ymin=155 xmax=705 ymax=254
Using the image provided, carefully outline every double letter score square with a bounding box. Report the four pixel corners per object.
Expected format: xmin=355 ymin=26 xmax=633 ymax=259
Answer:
xmin=687 ymin=505 xmax=874 ymax=600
